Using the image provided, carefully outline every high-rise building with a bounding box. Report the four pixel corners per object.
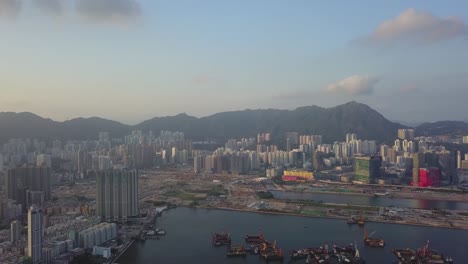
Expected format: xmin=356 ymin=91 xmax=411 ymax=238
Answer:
xmin=412 ymin=153 xmax=426 ymax=186
xmin=457 ymin=151 xmax=462 ymax=169
xmin=28 ymin=205 xmax=42 ymax=264
xmin=78 ymin=150 xmax=92 ymax=175
xmin=463 ymin=136 xmax=468 ymax=144
xmin=10 ymin=220 xmax=21 ymax=245
xmin=418 ymin=168 xmax=441 ymax=187
xmin=354 ymin=156 xmax=382 ymax=184
xmin=380 ymin=145 xmax=389 ymax=159
xmin=99 ymin=132 xmax=110 ymax=143
xmin=98 ymin=156 xmax=112 ymax=170
xmin=346 ymin=133 xmax=357 ymax=143
xmin=285 ymin=132 xmax=299 ymax=146
xmin=96 ymin=169 xmax=139 ymax=222
xmin=194 ymin=155 xmax=204 ymax=173
xmin=398 ymin=129 xmax=415 ymax=140
xmin=6 ymin=166 xmax=51 ymax=208
xmin=36 ymin=154 xmax=51 ymax=168
xmin=26 ymin=190 xmax=45 ymax=208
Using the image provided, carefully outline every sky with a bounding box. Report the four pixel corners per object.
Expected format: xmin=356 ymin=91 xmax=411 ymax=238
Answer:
xmin=1 ymin=0 xmax=468 ymax=124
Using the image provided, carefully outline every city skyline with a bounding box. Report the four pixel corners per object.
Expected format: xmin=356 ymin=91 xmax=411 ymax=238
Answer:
xmin=1 ymin=1 xmax=468 ymax=123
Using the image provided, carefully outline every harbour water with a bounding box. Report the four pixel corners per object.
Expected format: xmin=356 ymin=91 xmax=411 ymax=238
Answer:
xmin=117 ymin=207 xmax=467 ymax=264
xmin=270 ymin=190 xmax=468 ymax=211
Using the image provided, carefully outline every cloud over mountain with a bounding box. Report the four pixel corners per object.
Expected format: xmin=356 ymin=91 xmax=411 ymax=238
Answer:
xmin=75 ymin=0 xmax=141 ymax=23
xmin=326 ymin=75 xmax=379 ymax=95
xmin=367 ymin=8 xmax=468 ymax=44
xmin=0 ymin=0 xmax=21 ymax=19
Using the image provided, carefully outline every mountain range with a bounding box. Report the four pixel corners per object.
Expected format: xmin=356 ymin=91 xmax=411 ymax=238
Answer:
xmin=0 ymin=101 xmax=466 ymax=144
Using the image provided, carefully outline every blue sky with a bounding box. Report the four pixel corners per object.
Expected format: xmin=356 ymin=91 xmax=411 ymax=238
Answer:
xmin=1 ymin=0 xmax=468 ymax=124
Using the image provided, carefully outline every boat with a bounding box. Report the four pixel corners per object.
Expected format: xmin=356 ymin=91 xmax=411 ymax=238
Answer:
xmin=155 ymin=228 xmax=166 ymax=235
xmin=245 ymin=229 xmax=265 ymax=244
xmin=290 ymin=248 xmax=310 ymax=260
xmin=212 ymin=232 xmax=231 ymax=246
xmin=333 ymin=244 xmax=355 ymax=255
xmin=392 ymin=248 xmax=416 ymax=263
xmin=363 ymin=230 xmax=385 ymax=247
xmin=417 ymin=241 xmax=453 ymax=264
xmin=391 ymin=241 xmax=453 ymax=264
xmin=262 ymin=248 xmax=283 ymax=261
xmin=357 ymin=215 xmax=365 ymax=226
xmin=334 ymin=242 xmax=366 ymax=264
xmin=226 ymin=244 xmax=247 ymax=258
xmin=347 ymin=216 xmax=357 ymax=225
xmin=307 ymin=253 xmax=331 ymax=264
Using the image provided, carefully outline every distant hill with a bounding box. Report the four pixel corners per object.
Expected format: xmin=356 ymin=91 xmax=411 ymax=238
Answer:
xmin=0 ymin=101 xmax=404 ymax=143
xmin=415 ymin=121 xmax=468 ymax=136
xmin=0 ymin=113 xmax=130 ymax=142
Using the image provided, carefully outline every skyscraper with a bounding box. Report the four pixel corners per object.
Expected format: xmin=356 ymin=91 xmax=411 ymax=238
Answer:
xmin=10 ymin=220 xmax=21 ymax=245
xmin=99 ymin=131 xmax=110 ymax=143
xmin=398 ymin=129 xmax=415 ymax=140
xmin=412 ymin=153 xmax=426 ymax=186
xmin=6 ymin=166 xmax=51 ymax=208
xmin=28 ymin=205 xmax=42 ymax=264
xmin=463 ymin=136 xmax=468 ymax=144
xmin=96 ymin=169 xmax=139 ymax=222
xmin=354 ymin=156 xmax=382 ymax=184
xmin=78 ymin=149 xmax=92 ymax=175
xmin=346 ymin=133 xmax=357 ymax=143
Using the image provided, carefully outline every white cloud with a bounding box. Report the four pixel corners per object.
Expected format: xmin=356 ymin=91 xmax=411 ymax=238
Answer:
xmin=326 ymin=75 xmax=379 ymax=95
xmin=0 ymin=0 xmax=21 ymax=19
xmin=34 ymin=0 xmax=64 ymax=17
xmin=75 ymin=0 xmax=141 ymax=23
xmin=367 ymin=8 xmax=468 ymax=44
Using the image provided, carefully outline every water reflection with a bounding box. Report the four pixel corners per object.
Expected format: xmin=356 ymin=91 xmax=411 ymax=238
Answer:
xmin=271 ymin=190 xmax=468 ymax=210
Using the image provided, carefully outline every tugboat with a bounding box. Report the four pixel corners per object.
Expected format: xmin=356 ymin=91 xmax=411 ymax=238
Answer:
xmin=347 ymin=216 xmax=357 ymax=225
xmin=212 ymin=232 xmax=231 ymax=246
xmin=155 ymin=228 xmax=166 ymax=236
xmin=363 ymin=230 xmax=385 ymax=247
xmin=357 ymin=215 xmax=365 ymax=226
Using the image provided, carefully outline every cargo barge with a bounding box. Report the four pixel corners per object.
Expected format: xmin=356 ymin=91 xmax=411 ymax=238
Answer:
xmin=392 ymin=241 xmax=453 ymax=264
xmin=245 ymin=229 xmax=265 ymax=244
xmin=363 ymin=230 xmax=385 ymax=247
xmin=392 ymin=248 xmax=416 ymax=263
xmin=226 ymin=244 xmax=247 ymax=258
xmin=298 ymin=243 xmax=365 ymax=264
xmin=212 ymin=232 xmax=231 ymax=246
xmin=417 ymin=241 xmax=453 ymax=264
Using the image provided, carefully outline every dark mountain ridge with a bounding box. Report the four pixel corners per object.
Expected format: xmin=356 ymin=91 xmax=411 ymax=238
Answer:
xmin=0 ymin=101 xmax=406 ymax=143
xmin=415 ymin=121 xmax=468 ymax=137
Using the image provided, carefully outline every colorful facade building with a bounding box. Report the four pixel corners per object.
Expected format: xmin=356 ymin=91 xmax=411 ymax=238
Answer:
xmin=282 ymin=170 xmax=313 ymax=182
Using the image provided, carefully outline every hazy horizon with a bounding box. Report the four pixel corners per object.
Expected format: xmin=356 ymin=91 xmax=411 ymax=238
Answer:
xmin=2 ymin=1 xmax=468 ymax=124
